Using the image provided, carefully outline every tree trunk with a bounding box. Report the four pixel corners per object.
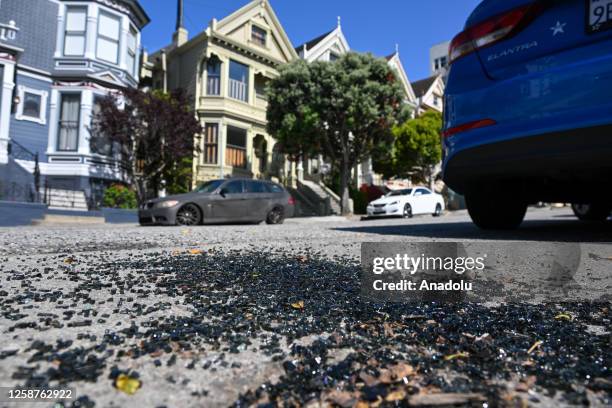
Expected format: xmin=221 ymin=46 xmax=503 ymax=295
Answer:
xmin=340 ymin=155 xmax=351 ymax=215
xmin=429 ymin=165 xmax=435 ymax=191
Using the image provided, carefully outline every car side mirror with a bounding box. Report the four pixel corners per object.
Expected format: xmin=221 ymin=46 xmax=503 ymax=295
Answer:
xmin=219 ymin=188 xmax=228 ymax=197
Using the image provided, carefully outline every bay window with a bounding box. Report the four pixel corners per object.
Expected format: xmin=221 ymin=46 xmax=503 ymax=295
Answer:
xmin=226 ymin=126 xmax=247 ymax=168
xmin=203 ymin=123 xmax=219 ymax=164
xmin=64 ymin=7 xmax=87 ymax=56
xmin=90 ymin=97 xmax=113 ymax=156
xmin=57 ymin=93 xmax=81 ymax=152
xmin=97 ymin=12 xmax=120 ymax=64
xmin=228 ymin=60 xmax=249 ymax=102
xmin=206 ymin=57 xmax=221 ymax=96
xmin=127 ymin=25 xmax=138 ymax=76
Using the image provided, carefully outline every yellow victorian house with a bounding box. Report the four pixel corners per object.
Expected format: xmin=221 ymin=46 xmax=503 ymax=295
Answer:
xmin=151 ymin=0 xmax=297 ymax=186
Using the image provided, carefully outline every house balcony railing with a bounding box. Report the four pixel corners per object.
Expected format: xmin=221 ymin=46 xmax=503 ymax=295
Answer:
xmin=6 ymin=139 xmax=41 ymax=203
xmin=228 ymin=79 xmax=247 ymax=102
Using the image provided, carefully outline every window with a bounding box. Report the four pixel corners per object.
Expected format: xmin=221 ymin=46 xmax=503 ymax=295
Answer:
xmin=265 ymin=183 xmax=283 ymax=193
xmin=329 ymin=52 xmax=340 ymax=62
xmin=254 ymin=74 xmax=268 ymax=100
xmin=16 ymin=86 xmax=48 ymax=124
xmin=416 ymin=188 xmax=431 ymax=196
xmin=97 ymin=12 xmax=121 ymax=64
xmin=57 ymin=93 xmax=81 ymax=151
xmin=245 ymin=180 xmax=267 ymax=193
xmin=196 ymin=180 xmax=224 ymax=193
xmin=206 ymin=57 xmax=221 ymax=96
xmin=226 ymin=126 xmax=247 ymax=168
xmin=251 ymin=25 xmax=267 ymax=46
xmin=203 ymin=123 xmax=218 ymax=164
xmin=388 ymin=189 xmax=413 ymax=197
xmin=127 ymin=25 xmax=138 ymax=76
xmin=228 ymin=60 xmax=249 ymax=102
xmin=90 ymin=97 xmax=113 ymax=156
xmin=23 ymin=93 xmax=42 ymax=118
xmin=433 ymin=95 xmax=439 ymax=106
xmin=222 ymin=180 xmax=244 ymax=194
xmin=64 ymin=7 xmax=87 ymax=56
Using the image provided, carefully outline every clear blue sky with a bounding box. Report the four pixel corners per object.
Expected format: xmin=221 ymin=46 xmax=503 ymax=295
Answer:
xmin=139 ymin=0 xmax=481 ymax=81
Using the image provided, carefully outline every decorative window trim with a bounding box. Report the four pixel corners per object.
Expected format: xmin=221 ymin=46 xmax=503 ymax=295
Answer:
xmin=16 ymin=86 xmax=48 ymax=125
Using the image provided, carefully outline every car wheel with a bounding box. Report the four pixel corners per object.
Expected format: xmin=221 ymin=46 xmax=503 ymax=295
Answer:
xmin=466 ymin=190 xmax=526 ymax=230
xmin=403 ymin=203 xmax=413 ymax=218
xmin=571 ymin=203 xmax=611 ymax=221
xmin=433 ymin=203 xmax=442 ymax=217
xmin=266 ymin=207 xmax=284 ymax=225
xmin=175 ymin=203 xmax=202 ymax=226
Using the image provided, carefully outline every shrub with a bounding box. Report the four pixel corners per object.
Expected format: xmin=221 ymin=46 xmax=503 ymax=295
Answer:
xmin=103 ymin=184 xmax=137 ymax=209
xmin=350 ymin=187 xmax=368 ymax=215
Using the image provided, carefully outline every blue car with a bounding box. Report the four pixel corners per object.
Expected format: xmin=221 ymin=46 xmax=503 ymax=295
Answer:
xmin=443 ymin=0 xmax=612 ymax=229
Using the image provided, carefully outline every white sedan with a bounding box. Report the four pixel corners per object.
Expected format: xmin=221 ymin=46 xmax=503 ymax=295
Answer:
xmin=366 ymin=187 xmax=445 ymax=218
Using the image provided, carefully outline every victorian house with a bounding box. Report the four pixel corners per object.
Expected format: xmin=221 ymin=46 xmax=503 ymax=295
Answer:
xmin=151 ymin=0 xmax=298 ymax=188
xmin=295 ymin=22 xmax=418 ymax=189
xmin=411 ymin=75 xmax=445 ymax=115
xmin=0 ymin=0 xmax=149 ymax=208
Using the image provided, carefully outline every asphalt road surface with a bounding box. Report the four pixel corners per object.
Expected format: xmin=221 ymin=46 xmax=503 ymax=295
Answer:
xmin=0 ymin=207 xmax=610 ymax=407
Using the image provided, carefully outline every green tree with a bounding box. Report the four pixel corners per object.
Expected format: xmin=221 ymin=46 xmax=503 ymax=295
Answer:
xmin=92 ymin=88 xmax=202 ymax=203
xmin=267 ymin=52 xmax=408 ymax=214
xmin=376 ymin=111 xmax=442 ymax=187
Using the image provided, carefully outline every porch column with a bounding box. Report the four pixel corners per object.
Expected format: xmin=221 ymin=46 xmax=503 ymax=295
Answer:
xmin=0 ymin=59 xmax=16 ymax=164
xmin=218 ymin=122 xmax=226 ymax=179
xmin=78 ymin=90 xmax=93 ymax=155
xmin=246 ymin=128 xmax=254 ymax=175
xmin=297 ymin=159 xmax=304 ymax=182
xmin=364 ymin=157 xmax=374 ymax=186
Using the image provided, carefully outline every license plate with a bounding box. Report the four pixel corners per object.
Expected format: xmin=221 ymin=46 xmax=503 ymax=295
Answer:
xmin=587 ymin=0 xmax=612 ymax=33
xmin=373 ymin=211 xmax=385 ymax=215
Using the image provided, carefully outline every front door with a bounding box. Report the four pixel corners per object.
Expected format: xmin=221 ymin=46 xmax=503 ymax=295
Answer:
xmin=210 ymin=180 xmax=246 ymax=221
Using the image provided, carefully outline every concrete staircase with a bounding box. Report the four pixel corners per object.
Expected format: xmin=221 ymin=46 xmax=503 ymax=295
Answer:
xmin=297 ymin=179 xmax=344 ymax=215
xmin=42 ymin=188 xmax=89 ymax=211
xmin=287 ymin=188 xmax=319 ymax=217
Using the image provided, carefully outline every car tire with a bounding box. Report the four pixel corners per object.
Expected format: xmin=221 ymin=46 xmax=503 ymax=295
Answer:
xmin=433 ymin=203 xmax=442 ymax=217
xmin=466 ymin=189 xmax=526 ymax=230
xmin=571 ymin=203 xmax=611 ymax=221
xmin=266 ymin=207 xmax=284 ymax=225
xmin=175 ymin=203 xmax=202 ymax=226
xmin=403 ymin=203 xmax=413 ymax=219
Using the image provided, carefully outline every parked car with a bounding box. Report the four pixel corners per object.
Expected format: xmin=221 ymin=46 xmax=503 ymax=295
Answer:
xmin=138 ymin=179 xmax=295 ymax=226
xmin=443 ymin=0 xmax=612 ymax=229
xmin=366 ymin=187 xmax=445 ymax=219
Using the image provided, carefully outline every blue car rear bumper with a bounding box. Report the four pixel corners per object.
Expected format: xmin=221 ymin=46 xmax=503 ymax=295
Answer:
xmin=443 ymin=41 xmax=612 ymax=201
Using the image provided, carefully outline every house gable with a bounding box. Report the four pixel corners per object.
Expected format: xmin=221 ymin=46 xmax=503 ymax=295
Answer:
xmin=386 ymin=53 xmax=416 ymax=104
xmin=299 ymin=26 xmax=350 ymax=62
xmin=214 ymin=0 xmax=297 ymax=64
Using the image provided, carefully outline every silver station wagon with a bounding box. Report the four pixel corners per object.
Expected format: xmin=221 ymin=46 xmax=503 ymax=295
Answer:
xmin=139 ymin=179 xmax=295 ymax=226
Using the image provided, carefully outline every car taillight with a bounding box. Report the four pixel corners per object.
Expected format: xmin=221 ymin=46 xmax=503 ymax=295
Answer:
xmin=449 ymin=3 xmax=542 ymax=64
xmin=288 ymin=196 xmax=296 ymax=206
xmin=442 ymin=118 xmax=497 ymax=138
